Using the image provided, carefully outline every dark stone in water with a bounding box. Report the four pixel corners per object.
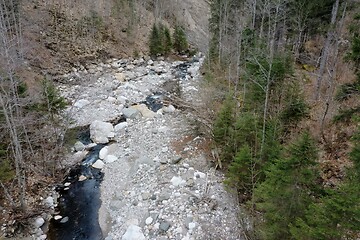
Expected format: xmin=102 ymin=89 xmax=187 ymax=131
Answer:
xmin=143 ymin=93 xmax=163 ymax=112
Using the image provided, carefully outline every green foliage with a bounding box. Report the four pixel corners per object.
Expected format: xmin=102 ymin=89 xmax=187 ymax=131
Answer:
xmin=41 ymin=79 xmax=67 ymax=115
xmin=291 ymin=126 xmax=360 ymax=240
xmin=17 ymin=81 xmax=28 ymax=98
xmin=333 ymin=106 xmax=360 ymax=123
xmin=280 ymin=98 xmax=309 ymax=125
xmin=0 ymin=159 xmax=14 ymax=182
xmin=225 ymin=145 xmax=255 ymax=196
xmin=255 ymin=132 xmax=319 ymax=240
xmin=173 ymin=25 xmax=188 ymax=53
xmin=149 ymin=24 xmax=172 ymax=57
xmin=244 ymin=54 xmax=293 ymax=110
xmin=149 ymin=24 xmax=162 ymax=57
xmin=163 ymin=26 xmax=172 ymax=55
xmin=336 ymin=79 xmax=360 ymax=102
xmin=213 ymin=96 xmax=235 ymax=146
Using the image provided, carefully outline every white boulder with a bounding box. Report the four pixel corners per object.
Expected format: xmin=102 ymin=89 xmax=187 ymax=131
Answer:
xmin=90 ymin=120 xmax=114 ymax=144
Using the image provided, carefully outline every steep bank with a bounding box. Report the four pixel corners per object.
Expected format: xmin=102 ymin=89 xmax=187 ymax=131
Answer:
xmin=20 ymin=0 xmax=210 ymax=76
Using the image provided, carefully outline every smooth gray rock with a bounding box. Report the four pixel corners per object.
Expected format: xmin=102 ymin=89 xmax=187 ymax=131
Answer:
xmin=159 ymin=221 xmax=171 ymax=232
xmin=74 ymin=99 xmax=90 ymax=109
xmin=34 ymin=217 xmax=45 ymax=228
xmin=74 ymin=141 xmax=85 ymax=152
xmin=122 ymin=107 xmax=142 ymax=119
xmin=60 ymin=216 xmax=69 ymax=223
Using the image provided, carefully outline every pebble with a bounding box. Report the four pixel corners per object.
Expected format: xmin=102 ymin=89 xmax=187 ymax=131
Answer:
xmin=145 ymin=217 xmax=153 ymax=225
xmin=159 ymin=221 xmax=171 ymax=232
xmin=34 ymin=217 xmax=45 ymax=228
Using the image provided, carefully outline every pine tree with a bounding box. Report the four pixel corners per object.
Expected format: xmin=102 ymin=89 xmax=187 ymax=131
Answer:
xmin=173 ymin=25 xmax=188 ymax=53
xmin=149 ymin=23 xmax=163 ymax=57
xmin=290 ymin=126 xmax=360 ymax=240
xmin=162 ymin=25 xmax=172 ymax=55
xmin=225 ymin=145 xmax=257 ymax=200
xmin=255 ymin=132 xmax=319 ymax=239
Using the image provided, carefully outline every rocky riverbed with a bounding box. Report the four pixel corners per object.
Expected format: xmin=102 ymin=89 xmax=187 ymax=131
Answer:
xmin=45 ymin=55 xmax=243 ymax=240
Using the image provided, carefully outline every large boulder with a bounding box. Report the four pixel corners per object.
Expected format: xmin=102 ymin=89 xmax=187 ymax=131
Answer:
xmin=90 ymin=120 xmax=114 ymax=144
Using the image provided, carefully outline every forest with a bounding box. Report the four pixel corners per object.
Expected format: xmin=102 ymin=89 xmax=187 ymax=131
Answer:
xmin=208 ymin=0 xmax=360 ymax=239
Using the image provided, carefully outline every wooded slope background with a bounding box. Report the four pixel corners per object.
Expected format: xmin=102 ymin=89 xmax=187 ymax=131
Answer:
xmin=207 ymin=0 xmax=360 ymax=239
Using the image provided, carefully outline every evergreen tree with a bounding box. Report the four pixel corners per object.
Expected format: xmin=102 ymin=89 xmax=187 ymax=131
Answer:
xmin=162 ymin=25 xmax=172 ymax=55
xmin=225 ymin=144 xmax=257 ymax=200
xmin=149 ymin=23 xmax=163 ymax=57
xmin=291 ymin=125 xmax=360 ymax=240
xmin=173 ymin=25 xmax=188 ymax=53
xmin=255 ymin=132 xmax=319 ymax=239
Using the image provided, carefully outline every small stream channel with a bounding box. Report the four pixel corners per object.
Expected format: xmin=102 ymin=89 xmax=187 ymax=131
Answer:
xmin=48 ymin=130 xmax=105 ymax=240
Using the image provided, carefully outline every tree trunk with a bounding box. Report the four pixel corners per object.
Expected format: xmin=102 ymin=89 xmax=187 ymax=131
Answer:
xmin=314 ymin=0 xmax=339 ymax=100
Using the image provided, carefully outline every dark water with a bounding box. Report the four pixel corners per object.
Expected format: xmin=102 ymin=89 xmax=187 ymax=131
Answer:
xmin=48 ymin=145 xmax=104 ymax=240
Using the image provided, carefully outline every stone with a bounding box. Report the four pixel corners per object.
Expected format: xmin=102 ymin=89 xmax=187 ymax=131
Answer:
xmin=122 ymin=107 xmax=142 ymax=119
xmin=171 ymin=157 xmax=182 ymax=164
xmin=159 ymin=158 xmax=168 ymax=164
xmin=158 ymin=193 xmax=171 ymax=201
xmin=162 ymin=105 xmax=176 ymax=113
xmin=99 ymin=147 xmax=109 ymax=160
xmin=188 ymin=222 xmax=196 ymax=230
xmin=145 ymin=217 xmax=153 ymax=225
xmin=60 ymin=216 xmax=69 ymax=223
xmin=131 ymin=104 xmax=156 ymax=118
xmin=115 ymin=72 xmax=125 ymax=82
xmin=108 ymin=96 xmax=117 ymax=103
xmin=79 ymin=175 xmax=87 ymax=181
xmin=92 ymin=160 xmax=105 ymax=169
xmin=38 ymin=235 xmax=47 ymax=240
xmin=122 ymin=225 xmax=145 ymax=240
xmin=85 ymin=143 xmax=97 ymax=150
xmin=141 ymin=192 xmax=151 ymax=200
xmin=90 ymin=120 xmax=115 ymax=144
xmin=114 ymin=122 xmax=128 ymax=131
xmin=44 ymin=196 xmax=54 ymax=207
xmin=126 ymin=64 xmax=135 ymax=70
xmin=117 ymin=96 xmax=128 ymax=104
xmin=64 ymin=182 xmax=71 ymax=187
xmin=105 ymin=155 xmax=118 ymax=163
xmin=54 ymin=215 xmax=62 ymax=220
xmin=159 ymin=221 xmax=171 ymax=232
xmin=147 ymin=60 xmax=154 ymax=65
xmin=74 ymin=141 xmax=85 ymax=152
xmin=171 ymin=176 xmax=185 ymax=187
xmin=34 ymin=217 xmax=45 ymax=228
xmin=194 ymin=171 xmax=206 ymax=179
xmin=74 ymin=99 xmax=90 ymax=108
